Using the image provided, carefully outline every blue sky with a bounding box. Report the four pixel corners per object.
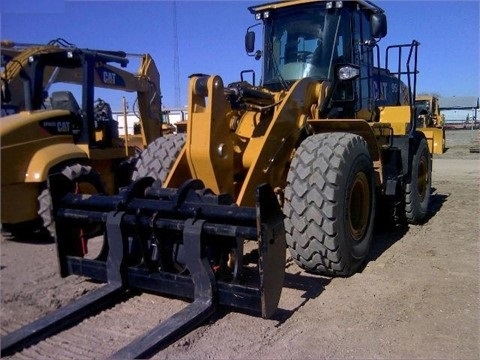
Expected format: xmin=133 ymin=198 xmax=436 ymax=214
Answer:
xmin=1 ymin=0 xmax=479 ymax=111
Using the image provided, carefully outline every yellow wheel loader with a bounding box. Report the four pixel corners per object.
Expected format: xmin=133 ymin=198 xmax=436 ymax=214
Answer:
xmin=415 ymin=95 xmax=446 ymax=154
xmin=0 ymin=40 xmax=164 ymax=237
xmin=1 ymin=1 xmax=432 ymax=357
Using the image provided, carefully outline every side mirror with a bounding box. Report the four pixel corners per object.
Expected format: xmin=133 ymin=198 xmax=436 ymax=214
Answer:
xmin=245 ymin=31 xmax=255 ymax=54
xmin=371 ymin=13 xmax=387 ymax=39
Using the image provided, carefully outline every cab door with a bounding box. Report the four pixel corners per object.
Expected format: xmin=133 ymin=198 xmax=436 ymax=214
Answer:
xmin=352 ymin=9 xmax=376 ymax=121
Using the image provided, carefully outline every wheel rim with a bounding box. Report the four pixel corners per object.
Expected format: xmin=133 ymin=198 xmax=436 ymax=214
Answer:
xmin=417 ymin=155 xmax=428 ymax=200
xmin=348 ymin=172 xmax=370 ymax=241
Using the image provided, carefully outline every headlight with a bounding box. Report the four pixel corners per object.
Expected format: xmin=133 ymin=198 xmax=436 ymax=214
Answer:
xmin=337 ymin=65 xmax=360 ymax=81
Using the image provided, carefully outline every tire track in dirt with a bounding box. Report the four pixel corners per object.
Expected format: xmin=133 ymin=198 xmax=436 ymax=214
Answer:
xmin=3 ymin=293 xmax=188 ymax=359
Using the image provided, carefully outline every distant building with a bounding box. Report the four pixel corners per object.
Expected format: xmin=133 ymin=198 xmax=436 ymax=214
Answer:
xmin=113 ymin=107 xmax=188 ymax=135
xmin=113 ymin=113 xmax=140 ymax=136
xmin=439 ymin=97 xmax=479 ymax=126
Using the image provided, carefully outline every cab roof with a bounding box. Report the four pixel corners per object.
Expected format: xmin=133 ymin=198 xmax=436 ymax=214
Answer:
xmin=249 ymin=0 xmax=384 ymax=14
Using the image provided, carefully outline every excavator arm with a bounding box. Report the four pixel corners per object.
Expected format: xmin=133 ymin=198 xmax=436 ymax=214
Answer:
xmin=133 ymin=53 xmax=163 ymax=145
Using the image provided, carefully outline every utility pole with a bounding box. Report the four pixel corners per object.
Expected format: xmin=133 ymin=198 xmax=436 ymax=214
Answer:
xmin=173 ymin=1 xmax=180 ymax=107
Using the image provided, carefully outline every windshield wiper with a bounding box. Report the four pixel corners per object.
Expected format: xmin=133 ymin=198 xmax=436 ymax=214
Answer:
xmin=266 ymin=42 xmax=289 ymax=90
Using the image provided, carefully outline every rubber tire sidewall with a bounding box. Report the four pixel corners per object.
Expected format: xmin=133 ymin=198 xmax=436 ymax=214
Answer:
xmin=132 ymin=133 xmax=185 ymax=183
xmin=283 ymin=133 xmax=376 ymax=277
xmin=405 ymin=135 xmax=432 ymax=224
xmin=38 ymin=164 xmax=105 ymax=238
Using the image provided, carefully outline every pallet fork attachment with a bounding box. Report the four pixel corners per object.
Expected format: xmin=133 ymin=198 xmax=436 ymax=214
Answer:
xmin=1 ymin=175 xmax=285 ymax=358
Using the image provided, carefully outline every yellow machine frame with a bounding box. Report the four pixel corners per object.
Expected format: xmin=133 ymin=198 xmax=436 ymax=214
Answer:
xmin=1 ymin=41 xmax=163 ymax=229
xmin=415 ymin=95 xmax=445 ymax=154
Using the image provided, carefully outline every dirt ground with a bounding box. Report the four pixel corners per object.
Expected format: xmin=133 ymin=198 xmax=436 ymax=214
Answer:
xmin=1 ymin=129 xmax=479 ymax=359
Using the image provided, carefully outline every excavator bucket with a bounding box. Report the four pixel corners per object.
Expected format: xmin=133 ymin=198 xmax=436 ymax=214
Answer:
xmin=1 ymin=174 xmax=285 ymax=358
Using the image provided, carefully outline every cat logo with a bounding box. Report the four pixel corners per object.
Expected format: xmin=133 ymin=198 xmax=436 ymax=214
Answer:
xmin=57 ymin=121 xmax=70 ymax=132
xmin=103 ymin=71 xmax=117 ymax=85
xmin=96 ymin=66 xmax=125 ymax=87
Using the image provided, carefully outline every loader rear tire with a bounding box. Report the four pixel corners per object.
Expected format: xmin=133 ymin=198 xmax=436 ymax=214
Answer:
xmin=38 ymin=164 xmax=105 ymax=238
xmin=132 ymin=133 xmax=185 ymax=182
xmin=405 ymin=136 xmax=431 ymax=224
xmin=283 ymin=133 xmax=376 ymax=277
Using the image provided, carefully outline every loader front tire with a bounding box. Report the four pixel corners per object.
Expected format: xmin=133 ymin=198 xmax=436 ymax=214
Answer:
xmin=405 ymin=136 xmax=431 ymax=224
xmin=38 ymin=164 xmax=105 ymax=238
xmin=283 ymin=133 xmax=376 ymax=277
xmin=132 ymin=133 xmax=185 ymax=182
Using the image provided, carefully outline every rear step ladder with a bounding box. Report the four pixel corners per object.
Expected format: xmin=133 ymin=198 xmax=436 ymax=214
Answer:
xmin=1 ymin=177 xmax=285 ymax=358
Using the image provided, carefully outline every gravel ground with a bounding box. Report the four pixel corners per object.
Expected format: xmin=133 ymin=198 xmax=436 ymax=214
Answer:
xmin=1 ymin=129 xmax=479 ymax=359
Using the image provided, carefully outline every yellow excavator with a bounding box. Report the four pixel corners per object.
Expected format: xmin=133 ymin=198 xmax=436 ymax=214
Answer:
xmin=1 ymin=1 xmax=433 ymax=357
xmin=0 ymin=39 xmax=164 ymax=237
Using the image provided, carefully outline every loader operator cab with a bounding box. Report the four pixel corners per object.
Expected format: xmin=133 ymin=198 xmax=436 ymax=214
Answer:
xmin=247 ymin=0 xmax=387 ymax=120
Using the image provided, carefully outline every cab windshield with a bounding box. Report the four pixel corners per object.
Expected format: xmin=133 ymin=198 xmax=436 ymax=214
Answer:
xmin=262 ymin=4 xmax=350 ymax=89
xmin=415 ymin=100 xmax=430 ymax=113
